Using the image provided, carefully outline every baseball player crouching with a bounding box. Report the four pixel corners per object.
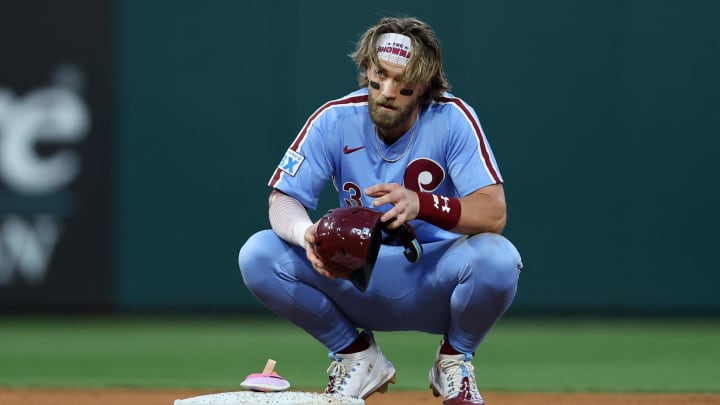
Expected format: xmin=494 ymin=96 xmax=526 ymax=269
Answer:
xmin=239 ymin=16 xmax=523 ymax=405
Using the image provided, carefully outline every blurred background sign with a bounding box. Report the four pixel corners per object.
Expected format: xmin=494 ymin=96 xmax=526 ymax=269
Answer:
xmin=0 ymin=1 xmax=113 ymax=311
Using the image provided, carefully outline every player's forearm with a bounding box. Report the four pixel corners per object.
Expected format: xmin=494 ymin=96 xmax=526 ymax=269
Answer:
xmin=453 ymin=186 xmax=507 ymax=235
xmin=268 ymin=189 xmax=314 ymax=247
xmin=416 ymin=183 xmax=507 ymax=235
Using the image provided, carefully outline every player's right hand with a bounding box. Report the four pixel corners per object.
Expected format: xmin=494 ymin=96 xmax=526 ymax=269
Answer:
xmin=365 ymin=182 xmax=420 ymax=229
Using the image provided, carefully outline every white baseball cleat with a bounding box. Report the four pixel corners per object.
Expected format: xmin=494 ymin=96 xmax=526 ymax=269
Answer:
xmin=429 ymin=344 xmax=484 ymax=405
xmin=324 ymin=330 xmax=396 ymax=399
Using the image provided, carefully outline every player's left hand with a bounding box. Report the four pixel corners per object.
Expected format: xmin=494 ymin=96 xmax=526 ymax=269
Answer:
xmin=365 ymin=183 xmax=419 ymax=229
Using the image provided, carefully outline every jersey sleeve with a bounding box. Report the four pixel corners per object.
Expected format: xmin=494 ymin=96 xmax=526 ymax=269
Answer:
xmin=267 ymin=106 xmax=339 ymax=210
xmin=443 ymin=98 xmax=503 ymax=196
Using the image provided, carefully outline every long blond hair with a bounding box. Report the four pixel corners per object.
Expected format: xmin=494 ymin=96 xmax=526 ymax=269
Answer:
xmin=350 ymin=17 xmax=450 ymax=107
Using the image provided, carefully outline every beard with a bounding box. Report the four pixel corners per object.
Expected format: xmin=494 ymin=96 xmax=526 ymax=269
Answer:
xmin=368 ymin=93 xmax=416 ymax=130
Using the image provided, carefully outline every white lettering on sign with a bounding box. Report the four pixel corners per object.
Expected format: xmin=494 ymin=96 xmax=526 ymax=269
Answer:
xmin=0 ymin=65 xmax=89 ymax=194
xmin=0 ymin=215 xmax=62 ymax=285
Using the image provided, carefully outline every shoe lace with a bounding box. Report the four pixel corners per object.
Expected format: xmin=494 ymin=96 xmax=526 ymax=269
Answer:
xmin=325 ymin=358 xmax=357 ymax=394
xmin=438 ymin=358 xmax=481 ymax=400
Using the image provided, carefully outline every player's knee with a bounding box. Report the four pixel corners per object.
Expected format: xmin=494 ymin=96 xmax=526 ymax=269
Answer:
xmin=238 ymin=229 xmax=278 ymax=287
xmin=467 ymin=233 xmax=522 ymax=291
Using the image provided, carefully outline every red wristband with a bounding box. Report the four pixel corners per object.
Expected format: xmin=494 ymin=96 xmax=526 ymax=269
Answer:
xmin=416 ymin=192 xmax=461 ymax=230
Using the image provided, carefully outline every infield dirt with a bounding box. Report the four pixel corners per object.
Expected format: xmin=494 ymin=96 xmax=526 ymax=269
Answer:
xmin=1 ymin=388 xmax=720 ymax=405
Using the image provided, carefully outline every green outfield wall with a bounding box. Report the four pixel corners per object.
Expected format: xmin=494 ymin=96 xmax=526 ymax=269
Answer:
xmin=112 ymin=1 xmax=720 ymax=313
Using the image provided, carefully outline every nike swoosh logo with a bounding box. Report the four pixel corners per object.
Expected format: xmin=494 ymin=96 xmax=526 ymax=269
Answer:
xmin=343 ymin=145 xmax=366 ymax=154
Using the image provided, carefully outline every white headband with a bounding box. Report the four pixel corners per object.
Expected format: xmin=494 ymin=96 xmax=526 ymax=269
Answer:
xmin=376 ymin=33 xmax=412 ymax=67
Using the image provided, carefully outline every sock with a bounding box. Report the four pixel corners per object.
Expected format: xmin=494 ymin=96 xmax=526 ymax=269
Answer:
xmin=338 ymin=334 xmax=370 ymax=354
xmin=440 ymin=337 xmax=476 ymax=357
xmin=440 ymin=338 xmax=462 ymax=355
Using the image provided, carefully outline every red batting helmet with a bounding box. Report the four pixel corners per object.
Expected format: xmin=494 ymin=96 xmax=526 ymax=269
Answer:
xmin=313 ymin=207 xmax=423 ymax=292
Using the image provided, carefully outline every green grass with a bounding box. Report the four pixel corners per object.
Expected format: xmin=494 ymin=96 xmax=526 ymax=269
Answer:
xmin=0 ymin=316 xmax=718 ymax=392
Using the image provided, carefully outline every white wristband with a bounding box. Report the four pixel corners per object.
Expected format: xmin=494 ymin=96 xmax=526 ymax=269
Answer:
xmin=291 ymin=220 xmax=314 ymax=247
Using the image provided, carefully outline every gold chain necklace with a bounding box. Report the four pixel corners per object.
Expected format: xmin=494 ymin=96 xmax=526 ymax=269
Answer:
xmin=373 ymin=115 xmax=419 ymax=163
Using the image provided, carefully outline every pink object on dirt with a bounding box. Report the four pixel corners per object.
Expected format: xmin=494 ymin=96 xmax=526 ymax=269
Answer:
xmin=240 ymin=359 xmax=291 ymax=392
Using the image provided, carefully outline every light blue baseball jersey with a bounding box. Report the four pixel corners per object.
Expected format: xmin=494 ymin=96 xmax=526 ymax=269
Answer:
xmin=269 ymin=88 xmax=503 ymax=243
